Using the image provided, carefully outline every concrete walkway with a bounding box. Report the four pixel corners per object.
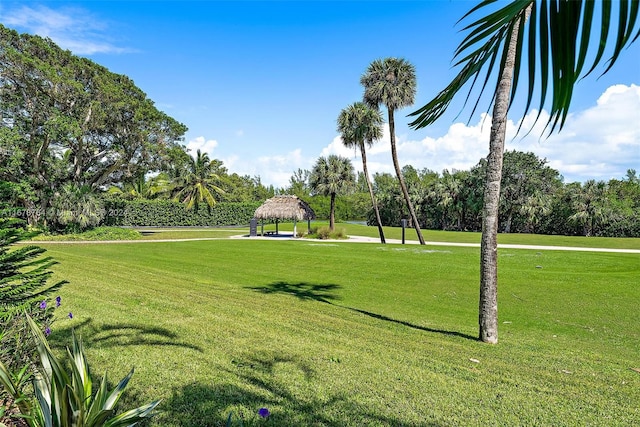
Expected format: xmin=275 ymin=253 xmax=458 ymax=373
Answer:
xmin=236 ymin=234 xmax=640 ymax=253
xmin=340 ymin=235 xmax=640 ymax=254
xmin=30 ymin=234 xmax=640 ymax=254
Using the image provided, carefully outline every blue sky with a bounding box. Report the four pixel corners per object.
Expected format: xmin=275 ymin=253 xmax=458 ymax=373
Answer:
xmin=2 ymin=1 xmax=639 ymax=187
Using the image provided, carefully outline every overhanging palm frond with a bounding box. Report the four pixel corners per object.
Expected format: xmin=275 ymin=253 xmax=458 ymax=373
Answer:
xmin=409 ymin=0 xmax=640 ymax=134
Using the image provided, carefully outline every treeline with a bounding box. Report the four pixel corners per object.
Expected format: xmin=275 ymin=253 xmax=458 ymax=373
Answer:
xmin=283 ymin=151 xmax=640 ymax=238
xmin=1 ymin=25 xmax=637 ymax=237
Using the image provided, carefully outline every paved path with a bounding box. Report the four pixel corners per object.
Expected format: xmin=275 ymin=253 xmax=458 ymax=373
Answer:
xmin=340 ymin=235 xmax=640 ymax=254
xmin=32 ymin=234 xmax=640 ymax=254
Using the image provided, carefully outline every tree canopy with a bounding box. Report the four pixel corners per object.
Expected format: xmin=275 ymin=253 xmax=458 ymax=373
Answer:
xmin=0 ymin=24 xmax=187 ymax=226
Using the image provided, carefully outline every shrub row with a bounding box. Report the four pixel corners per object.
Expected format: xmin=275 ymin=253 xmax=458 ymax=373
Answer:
xmin=103 ymin=199 xmax=260 ymax=227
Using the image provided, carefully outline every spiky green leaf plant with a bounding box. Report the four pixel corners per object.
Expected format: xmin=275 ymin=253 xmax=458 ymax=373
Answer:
xmin=0 ymin=314 xmax=160 ymax=427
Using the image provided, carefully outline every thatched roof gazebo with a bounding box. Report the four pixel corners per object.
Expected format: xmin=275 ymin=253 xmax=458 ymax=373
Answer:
xmin=253 ymin=195 xmax=315 ymax=237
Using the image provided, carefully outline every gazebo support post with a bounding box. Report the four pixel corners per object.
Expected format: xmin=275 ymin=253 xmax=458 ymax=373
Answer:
xmin=276 ymin=219 xmax=279 ymax=235
xmin=261 ymin=220 xmax=264 ymax=236
xmin=308 ymin=219 xmax=311 ymax=234
xmin=293 ymin=219 xmax=297 ymax=238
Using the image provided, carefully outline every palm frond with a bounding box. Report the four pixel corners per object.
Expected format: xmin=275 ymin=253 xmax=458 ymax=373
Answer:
xmin=409 ymin=0 xmax=640 ymax=135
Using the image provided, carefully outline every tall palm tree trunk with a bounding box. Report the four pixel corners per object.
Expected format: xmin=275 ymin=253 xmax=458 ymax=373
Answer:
xmin=388 ymin=109 xmax=425 ymax=245
xmin=360 ymin=143 xmax=385 ymax=244
xmin=479 ymin=6 xmax=530 ymax=344
xmin=329 ymin=192 xmax=336 ymax=231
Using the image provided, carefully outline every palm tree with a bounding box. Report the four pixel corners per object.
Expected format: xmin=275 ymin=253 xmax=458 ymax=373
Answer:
xmin=432 ymin=170 xmax=464 ymax=230
xmin=309 ymin=155 xmax=355 ymax=231
xmin=569 ymin=180 xmax=608 ymax=237
xmin=408 ymin=1 xmax=639 ymax=343
xmin=52 ymin=184 xmax=105 ymax=232
xmin=361 ymin=58 xmax=425 ymax=245
xmin=337 ymin=102 xmax=386 ymax=243
xmin=172 ymin=149 xmax=224 ymax=210
xmin=520 ymin=192 xmax=552 ymax=234
xmin=111 ymin=173 xmax=171 ymax=200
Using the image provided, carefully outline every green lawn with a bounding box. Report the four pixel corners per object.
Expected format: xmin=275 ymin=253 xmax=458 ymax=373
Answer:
xmin=41 ymin=238 xmax=639 ymax=426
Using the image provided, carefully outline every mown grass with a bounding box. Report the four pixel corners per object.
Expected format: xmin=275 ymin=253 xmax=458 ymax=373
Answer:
xmin=41 ymin=238 xmax=639 ymax=426
xmin=30 ymin=222 xmax=640 ymax=250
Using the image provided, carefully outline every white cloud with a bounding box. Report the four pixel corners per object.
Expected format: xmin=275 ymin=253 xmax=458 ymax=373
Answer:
xmin=318 ymin=84 xmax=640 ymax=183
xmin=3 ymin=5 xmax=130 ymax=55
xmin=504 ymin=84 xmax=640 ymax=181
xmin=186 ymin=136 xmax=219 ymax=156
xmin=223 ymin=149 xmax=314 ymax=188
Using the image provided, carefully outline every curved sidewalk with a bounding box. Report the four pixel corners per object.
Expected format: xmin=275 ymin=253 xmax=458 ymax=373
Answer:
xmin=29 ymin=234 xmax=640 ymax=254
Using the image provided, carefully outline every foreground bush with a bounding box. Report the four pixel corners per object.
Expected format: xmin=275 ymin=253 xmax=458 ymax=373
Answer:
xmin=0 ymin=314 xmax=160 ymax=427
xmin=0 ymin=219 xmax=66 ymax=370
xmin=308 ymin=226 xmax=347 ymax=240
xmin=32 ymin=227 xmax=142 ymax=241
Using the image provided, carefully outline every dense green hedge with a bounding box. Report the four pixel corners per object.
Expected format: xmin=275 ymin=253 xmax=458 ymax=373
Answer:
xmin=308 ymin=193 xmax=370 ymax=222
xmin=103 ymin=199 xmax=260 ymax=227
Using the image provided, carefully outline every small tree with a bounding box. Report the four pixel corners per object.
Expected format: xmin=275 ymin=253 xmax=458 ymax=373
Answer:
xmin=172 ymin=149 xmax=224 ymax=211
xmin=51 ymin=184 xmax=105 ymax=232
xmin=309 ymin=155 xmax=355 ymax=231
xmin=0 ymin=218 xmax=66 ymax=370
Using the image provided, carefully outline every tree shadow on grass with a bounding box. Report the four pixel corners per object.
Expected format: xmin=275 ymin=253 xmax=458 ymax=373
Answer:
xmin=247 ymin=281 xmax=342 ymax=304
xmin=343 ymin=307 xmax=477 ymax=341
xmin=248 ymin=281 xmax=477 ymax=342
xmin=163 ymin=351 xmax=442 ymax=426
xmin=49 ymin=317 xmax=202 ymax=352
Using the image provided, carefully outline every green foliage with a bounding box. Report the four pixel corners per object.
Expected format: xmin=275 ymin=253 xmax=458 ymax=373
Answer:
xmin=0 ymin=314 xmax=160 ymax=427
xmin=173 ymin=150 xmax=225 ymax=210
xmin=361 ymin=58 xmax=416 ymax=113
xmin=0 ymin=24 xmax=187 ymax=228
xmin=307 ymin=226 xmax=347 ymax=240
xmin=0 ymin=219 xmax=66 ymax=370
xmin=309 ymin=155 xmax=355 ymax=230
xmin=50 ymin=184 xmax=106 ymax=233
xmin=361 ymin=153 xmax=640 ymax=237
xmin=32 ymin=227 xmax=142 ymax=242
xmin=316 ymin=226 xmax=332 ymax=240
xmin=307 ymin=193 xmax=368 ymax=222
xmin=103 ymin=199 xmax=260 ymax=227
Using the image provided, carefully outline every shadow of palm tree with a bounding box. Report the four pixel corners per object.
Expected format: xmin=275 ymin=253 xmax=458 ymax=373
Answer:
xmin=247 ymin=281 xmax=342 ymax=304
xmin=49 ymin=317 xmax=203 ymax=352
xmin=247 ymin=281 xmax=477 ymax=341
xmin=162 ymin=351 xmax=442 ymax=426
xmin=344 ymin=307 xmax=477 ymax=341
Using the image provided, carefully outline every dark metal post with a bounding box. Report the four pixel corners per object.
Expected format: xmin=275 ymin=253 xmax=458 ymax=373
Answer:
xmin=401 ymin=219 xmax=407 ymax=244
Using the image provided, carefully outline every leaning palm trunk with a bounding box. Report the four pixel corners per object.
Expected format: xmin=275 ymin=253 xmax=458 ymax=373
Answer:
xmin=360 ymin=143 xmax=385 ymax=244
xmin=479 ymin=5 xmax=531 ymax=344
xmin=388 ymin=110 xmax=425 ymax=245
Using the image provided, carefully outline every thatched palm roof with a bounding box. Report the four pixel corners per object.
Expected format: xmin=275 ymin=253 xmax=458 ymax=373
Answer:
xmin=254 ymin=195 xmax=315 ymax=221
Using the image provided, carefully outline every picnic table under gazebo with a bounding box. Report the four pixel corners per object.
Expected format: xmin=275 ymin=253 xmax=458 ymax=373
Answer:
xmin=253 ymin=195 xmax=316 ymax=237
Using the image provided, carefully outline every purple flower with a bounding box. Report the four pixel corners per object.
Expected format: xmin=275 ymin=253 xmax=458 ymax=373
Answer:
xmin=56 ymin=296 xmax=61 ymax=307
xmin=68 ymin=312 xmax=73 ymax=319
xmin=258 ymin=407 xmax=270 ymax=418
xmin=39 ymin=300 xmax=47 ymax=309
xmin=44 ymin=327 xmax=51 ymax=336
